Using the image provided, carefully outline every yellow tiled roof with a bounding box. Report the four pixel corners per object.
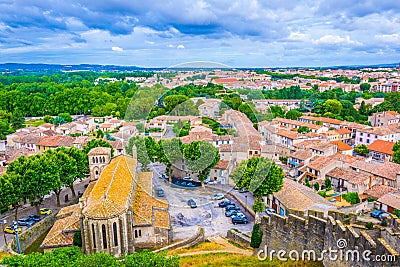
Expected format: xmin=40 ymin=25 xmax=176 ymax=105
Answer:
xmin=132 ymin=172 xmax=170 ymax=229
xmin=83 ymin=156 xmax=136 ymax=219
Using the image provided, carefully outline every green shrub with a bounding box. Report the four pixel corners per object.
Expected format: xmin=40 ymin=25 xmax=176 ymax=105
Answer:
xmin=365 ymin=222 xmax=373 ymax=230
xmin=250 ymin=223 xmax=263 ymax=248
xmin=342 ymin=192 xmax=360 ymax=205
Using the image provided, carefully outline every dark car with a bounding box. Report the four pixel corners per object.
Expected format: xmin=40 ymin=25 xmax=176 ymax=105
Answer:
xmin=218 ymin=200 xmax=235 ymax=208
xmin=232 ymin=216 xmax=249 ymax=224
xmin=225 ymin=205 xmax=240 ymax=211
xmin=27 ymin=214 xmax=41 ymax=222
xmin=371 ymin=210 xmax=385 ymax=218
xmin=17 ymin=218 xmax=35 ymax=227
xmin=239 ymin=188 xmax=248 ymax=193
xmin=157 ymin=189 xmax=165 ymax=197
xmin=188 ymin=199 xmax=197 ymax=208
xmin=225 ymin=209 xmax=241 ymax=217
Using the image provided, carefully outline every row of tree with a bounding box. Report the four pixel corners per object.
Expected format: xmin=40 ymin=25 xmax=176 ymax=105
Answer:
xmin=1 ymin=246 xmax=179 ymax=267
xmin=126 ymin=137 xmax=220 ymax=183
xmin=0 ymin=147 xmax=88 ymax=219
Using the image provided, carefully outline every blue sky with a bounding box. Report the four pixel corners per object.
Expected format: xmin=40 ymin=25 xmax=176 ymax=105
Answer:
xmin=0 ymin=0 xmax=399 ymax=67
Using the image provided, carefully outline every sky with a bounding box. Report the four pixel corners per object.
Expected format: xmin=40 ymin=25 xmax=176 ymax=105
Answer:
xmin=0 ymin=0 xmax=400 ymax=68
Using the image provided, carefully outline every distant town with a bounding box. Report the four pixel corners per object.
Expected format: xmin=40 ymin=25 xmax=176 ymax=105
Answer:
xmin=0 ymin=65 xmax=400 ymax=266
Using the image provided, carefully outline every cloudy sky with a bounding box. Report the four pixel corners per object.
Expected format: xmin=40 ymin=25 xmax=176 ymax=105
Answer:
xmin=0 ymin=0 xmax=399 ymax=67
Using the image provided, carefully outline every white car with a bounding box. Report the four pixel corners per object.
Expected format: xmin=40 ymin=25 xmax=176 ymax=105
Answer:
xmin=208 ymin=180 xmax=218 ymax=185
xmin=182 ymin=176 xmax=193 ymax=181
xmin=212 ymin=193 xmax=225 ymax=200
xmin=233 ymin=212 xmax=246 ymax=218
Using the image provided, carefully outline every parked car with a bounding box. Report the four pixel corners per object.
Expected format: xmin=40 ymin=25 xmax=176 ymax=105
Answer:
xmin=17 ymin=217 xmax=35 ymax=227
xmin=239 ymin=188 xmax=248 ymax=193
xmin=160 ymin=174 xmax=169 ymax=179
xmin=182 ymin=177 xmax=193 ymax=181
xmin=208 ymin=180 xmax=218 ymax=185
xmin=186 ymin=182 xmax=196 ymax=187
xmin=4 ymin=226 xmax=21 ymax=234
xmin=265 ymin=208 xmax=276 ymax=216
xmin=212 ymin=193 xmax=224 ymax=200
xmin=232 ymin=216 xmax=249 ymax=224
xmin=225 ymin=209 xmax=241 ymax=217
xmin=27 ymin=214 xmax=41 ymax=222
xmin=379 ymin=212 xmax=391 ymax=220
xmin=157 ymin=188 xmax=165 ymax=197
xmin=188 ymin=199 xmax=197 ymax=208
xmin=225 ymin=205 xmax=240 ymax=211
xmin=40 ymin=208 xmax=52 ymax=215
xmin=234 ymin=212 xmax=246 ymax=218
xmin=218 ymin=200 xmax=235 ymax=208
xmin=371 ymin=210 xmax=385 ymax=218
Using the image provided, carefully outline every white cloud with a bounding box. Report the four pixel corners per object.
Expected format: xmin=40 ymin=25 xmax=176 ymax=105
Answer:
xmin=287 ymin=32 xmax=309 ymax=42
xmin=313 ymin=35 xmax=361 ymax=45
xmin=146 ymin=40 xmax=155 ymax=45
xmin=375 ymin=34 xmax=400 ymax=43
xmin=177 ymin=44 xmax=185 ymax=49
xmin=111 ymin=46 xmax=123 ymax=51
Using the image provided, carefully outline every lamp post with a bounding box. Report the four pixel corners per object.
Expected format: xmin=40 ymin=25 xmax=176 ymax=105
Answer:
xmin=1 ymin=219 xmax=7 ymax=246
xmin=11 ymin=220 xmax=22 ymax=254
xmin=245 ymin=195 xmax=248 ymax=208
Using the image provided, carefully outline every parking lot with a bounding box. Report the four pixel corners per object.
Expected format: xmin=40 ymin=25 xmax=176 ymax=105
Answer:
xmin=149 ymin=163 xmax=254 ymax=241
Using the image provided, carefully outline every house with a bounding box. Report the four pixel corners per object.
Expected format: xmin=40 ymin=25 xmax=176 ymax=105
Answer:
xmin=365 ymin=184 xmax=397 ymax=200
xmin=368 ymin=140 xmax=394 ymax=162
xmin=268 ymin=178 xmax=337 ymax=217
xmin=368 ymin=111 xmax=400 ymax=127
xmin=326 ymin=167 xmax=372 ymax=195
xmin=297 ymin=155 xmax=341 ymax=182
xmin=298 ymin=116 xmax=343 ymax=129
xmin=330 ymin=141 xmax=353 ymax=155
xmin=371 ymin=161 xmax=400 ymax=188
xmin=288 ymin=150 xmax=314 ymax=168
xmin=355 ymin=126 xmax=397 ymax=146
xmin=209 ymin=160 xmax=231 ymax=185
xmin=212 ymin=135 xmax=234 ymax=147
xmin=36 ymin=136 xmax=76 ymax=152
xmin=273 ymin=118 xmax=328 ymax=134
xmin=109 ymin=140 xmax=125 ymax=156
xmin=377 ymin=191 xmax=400 ymax=214
xmin=13 ymin=134 xmax=41 ymax=152
xmin=309 ymin=142 xmax=337 ymax=156
xmin=198 ymin=99 xmax=221 ymax=118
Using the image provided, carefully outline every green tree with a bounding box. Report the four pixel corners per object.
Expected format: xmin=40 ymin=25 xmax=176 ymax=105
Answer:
xmin=83 ymin=139 xmax=114 ymax=157
xmin=96 ymin=129 xmax=105 ymax=139
xmin=252 ymin=199 xmax=265 ymax=213
xmin=232 ymin=157 xmax=284 ymax=213
xmin=58 ymin=113 xmax=73 ymax=122
xmin=135 ymin=122 xmax=145 ymax=133
xmin=359 ymin=101 xmax=367 ymax=115
xmin=43 ymin=115 xmax=54 ymax=123
xmin=0 ymin=119 xmax=12 ymax=140
xmin=183 ymin=141 xmax=220 ymax=185
xmin=285 ymin=109 xmax=302 ymax=120
xmin=354 ymin=144 xmax=369 ymax=156
xmin=0 ymin=172 xmax=26 ymax=220
xmin=164 ymin=95 xmax=189 ymax=112
xmin=324 ymin=178 xmax=332 ymax=190
xmin=313 ymin=182 xmax=320 ymax=191
xmin=342 ymin=192 xmax=360 ymax=204
xmin=11 ymin=108 xmax=25 ymax=129
xmin=124 ymin=250 xmax=179 ymax=267
xmin=392 ymin=141 xmax=400 ymax=164
xmin=360 ymin=83 xmax=371 ymax=92
xmin=297 ymin=126 xmax=311 ymax=134
xmin=324 ymin=99 xmax=343 ymax=115
xmin=250 ymin=223 xmax=263 ymax=248
xmin=53 ymin=116 xmax=66 ymax=126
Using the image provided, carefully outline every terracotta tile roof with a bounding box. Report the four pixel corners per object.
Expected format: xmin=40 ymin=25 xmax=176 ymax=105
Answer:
xmin=214 ymin=160 xmax=230 ymax=169
xmin=277 ymin=129 xmax=299 ymax=139
xmin=330 ymin=153 xmax=359 ymax=164
xmin=18 ymin=134 xmax=41 ymax=144
xmin=300 ymin=115 xmax=343 ymax=125
xmin=37 ymin=136 xmax=75 ymax=148
xmin=306 ymin=156 xmax=336 ymax=171
xmin=359 ymin=126 xmax=395 ymax=136
xmin=371 ymin=161 xmax=400 ymax=181
xmin=82 ymin=181 xmax=96 ymax=199
xmin=291 ymin=150 xmax=313 ymax=161
xmin=219 ymin=144 xmax=232 ymax=152
xmin=87 ymin=146 xmax=112 ymax=156
xmin=330 ymin=141 xmax=352 ymax=151
xmin=132 ymin=172 xmax=170 ymax=229
xmin=73 ymin=136 xmax=92 ymax=145
xmin=273 ymin=178 xmax=335 ymax=211
xmin=109 ymin=140 xmax=124 ymax=150
xmin=368 ymin=140 xmax=394 ymax=155
xmin=326 ymin=167 xmax=370 ymax=185
xmin=350 ymin=160 xmax=377 ymax=173
xmin=100 ymin=123 xmax=112 ymax=128
xmin=274 ymin=118 xmax=322 ymax=130
xmin=335 ymin=128 xmax=352 ymax=135
xmin=310 ymin=141 xmax=336 ymax=152
xmin=6 ymin=148 xmax=36 ymax=163
xmin=83 ymin=156 xmax=136 ymax=219
xmin=41 ymin=205 xmax=81 ymax=249
xmin=365 ymin=185 xmax=397 ymax=199
xmin=377 ymin=191 xmax=400 ymax=210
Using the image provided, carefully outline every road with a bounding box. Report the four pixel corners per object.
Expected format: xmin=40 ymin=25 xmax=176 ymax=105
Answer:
xmin=149 ymin=163 xmax=254 ymax=241
xmin=0 ymin=178 xmax=90 ymax=249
